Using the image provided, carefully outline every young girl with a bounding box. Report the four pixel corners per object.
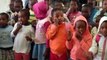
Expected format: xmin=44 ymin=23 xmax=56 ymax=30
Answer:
xmin=66 ymin=0 xmax=81 ymax=24
xmin=11 ymin=9 xmax=35 ymax=60
xmin=89 ymin=16 xmax=107 ymax=60
xmin=66 ymin=15 xmax=92 ymax=60
xmin=32 ymin=1 xmax=51 ymax=60
xmin=0 ymin=13 xmax=14 ymax=60
xmin=46 ymin=8 xmax=73 ymax=60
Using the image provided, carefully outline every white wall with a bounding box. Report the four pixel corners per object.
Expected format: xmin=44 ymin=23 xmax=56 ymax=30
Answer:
xmin=0 ymin=0 xmax=10 ymax=13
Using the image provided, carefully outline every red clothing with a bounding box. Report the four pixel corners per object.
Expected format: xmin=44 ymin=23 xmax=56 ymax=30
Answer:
xmin=50 ymin=51 xmax=67 ymax=60
xmin=66 ymin=15 xmax=92 ymax=60
xmin=14 ymin=52 xmax=30 ymax=60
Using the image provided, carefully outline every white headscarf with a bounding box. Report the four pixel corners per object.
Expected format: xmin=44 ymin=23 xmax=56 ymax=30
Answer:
xmin=97 ymin=16 xmax=107 ymax=33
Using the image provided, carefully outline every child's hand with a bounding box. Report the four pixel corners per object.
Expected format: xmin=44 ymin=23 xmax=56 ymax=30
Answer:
xmin=67 ymin=30 xmax=72 ymax=41
xmin=13 ymin=22 xmax=22 ymax=36
xmin=83 ymin=52 xmax=93 ymax=60
xmin=17 ymin=22 xmax=22 ymax=30
xmin=75 ymin=32 xmax=82 ymax=41
xmin=25 ymin=36 xmax=32 ymax=41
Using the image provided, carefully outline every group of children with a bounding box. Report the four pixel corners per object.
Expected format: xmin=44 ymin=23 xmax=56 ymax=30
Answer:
xmin=1 ymin=0 xmax=107 ymax=60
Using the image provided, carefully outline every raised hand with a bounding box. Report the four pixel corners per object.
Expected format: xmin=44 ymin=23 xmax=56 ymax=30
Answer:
xmin=25 ymin=36 xmax=32 ymax=41
xmin=17 ymin=22 xmax=22 ymax=30
xmin=67 ymin=30 xmax=72 ymax=41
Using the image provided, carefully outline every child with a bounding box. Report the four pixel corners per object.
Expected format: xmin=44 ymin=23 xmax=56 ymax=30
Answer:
xmin=46 ymin=8 xmax=73 ymax=60
xmin=66 ymin=15 xmax=92 ymax=60
xmin=11 ymin=0 xmax=23 ymax=25
xmin=91 ymin=15 xmax=103 ymax=37
xmin=0 ymin=13 xmax=14 ymax=60
xmin=89 ymin=16 xmax=107 ymax=60
xmin=11 ymin=9 xmax=35 ymax=60
xmin=81 ymin=4 xmax=93 ymax=32
xmin=66 ymin=0 xmax=81 ymax=24
xmin=93 ymin=0 xmax=107 ymax=22
xmin=32 ymin=1 xmax=51 ymax=60
xmin=7 ymin=0 xmax=15 ymax=17
xmin=52 ymin=1 xmax=70 ymax=23
xmin=81 ymin=4 xmax=94 ymax=26
xmin=52 ymin=1 xmax=64 ymax=11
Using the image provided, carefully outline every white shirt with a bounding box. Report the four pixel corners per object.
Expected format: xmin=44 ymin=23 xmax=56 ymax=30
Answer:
xmin=35 ymin=17 xmax=50 ymax=44
xmin=11 ymin=23 xmax=35 ymax=53
xmin=89 ymin=34 xmax=107 ymax=60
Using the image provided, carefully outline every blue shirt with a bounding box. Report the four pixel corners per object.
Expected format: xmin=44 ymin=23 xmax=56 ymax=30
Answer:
xmin=89 ymin=8 xmax=98 ymax=24
xmin=0 ymin=25 xmax=13 ymax=48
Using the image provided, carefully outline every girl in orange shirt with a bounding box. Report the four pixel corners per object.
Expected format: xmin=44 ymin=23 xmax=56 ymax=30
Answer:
xmin=66 ymin=15 xmax=92 ymax=60
xmin=46 ymin=8 xmax=73 ymax=60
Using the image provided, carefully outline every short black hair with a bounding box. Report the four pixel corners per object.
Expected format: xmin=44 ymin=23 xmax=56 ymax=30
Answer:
xmin=51 ymin=8 xmax=63 ymax=17
xmin=70 ymin=0 xmax=78 ymax=4
xmin=19 ymin=9 xmax=30 ymax=19
xmin=14 ymin=0 xmax=23 ymax=4
xmin=0 ymin=13 xmax=9 ymax=20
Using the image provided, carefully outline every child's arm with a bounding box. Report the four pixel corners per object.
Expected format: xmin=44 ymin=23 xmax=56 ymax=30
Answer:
xmin=26 ymin=26 xmax=35 ymax=41
xmin=66 ymin=30 xmax=73 ymax=50
xmin=11 ymin=22 xmax=22 ymax=37
xmin=89 ymin=35 xmax=98 ymax=56
xmin=13 ymin=22 xmax=22 ymax=36
xmin=46 ymin=24 xmax=58 ymax=40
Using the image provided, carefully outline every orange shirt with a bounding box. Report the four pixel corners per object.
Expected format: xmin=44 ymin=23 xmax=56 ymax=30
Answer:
xmin=46 ymin=23 xmax=73 ymax=56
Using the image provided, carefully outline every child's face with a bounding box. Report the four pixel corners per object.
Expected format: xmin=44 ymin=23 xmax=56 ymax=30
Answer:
xmin=0 ymin=15 xmax=8 ymax=27
xmin=52 ymin=10 xmax=64 ymax=24
xmin=18 ymin=12 xmax=28 ymax=25
xmin=81 ymin=7 xmax=90 ymax=18
xmin=75 ymin=20 xmax=86 ymax=35
xmin=29 ymin=0 xmax=37 ymax=10
xmin=102 ymin=0 xmax=107 ymax=10
xmin=9 ymin=0 xmax=15 ymax=12
xmin=70 ymin=1 xmax=78 ymax=11
xmin=100 ymin=21 xmax=107 ymax=37
xmin=14 ymin=2 xmax=23 ymax=12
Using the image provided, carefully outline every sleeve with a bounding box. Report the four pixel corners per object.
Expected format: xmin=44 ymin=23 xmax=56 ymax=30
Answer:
xmin=91 ymin=27 xmax=95 ymax=37
xmin=89 ymin=35 xmax=98 ymax=55
xmin=46 ymin=24 xmax=58 ymax=40
xmin=10 ymin=23 xmax=18 ymax=37
xmin=42 ymin=21 xmax=51 ymax=33
xmin=64 ymin=14 xmax=70 ymax=23
xmin=30 ymin=26 xmax=35 ymax=41
xmin=93 ymin=10 xmax=100 ymax=22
